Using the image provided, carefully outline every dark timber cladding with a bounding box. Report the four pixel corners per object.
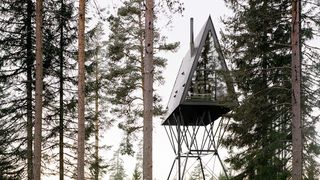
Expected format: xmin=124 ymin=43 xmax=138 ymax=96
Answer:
xmin=162 ymin=17 xmax=236 ymax=126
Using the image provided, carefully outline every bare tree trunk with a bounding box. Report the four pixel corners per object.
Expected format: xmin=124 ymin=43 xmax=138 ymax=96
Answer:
xmin=26 ymin=0 xmax=33 ymax=179
xmin=94 ymin=51 xmax=99 ymax=180
xmin=143 ymin=0 xmax=154 ymax=179
xmin=77 ymin=0 xmax=86 ymax=179
xmin=138 ymin=3 xmax=145 ymax=91
xmin=59 ymin=0 xmax=65 ymax=179
xmin=291 ymin=0 xmax=302 ymax=179
xmin=34 ymin=0 xmax=43 ymax=179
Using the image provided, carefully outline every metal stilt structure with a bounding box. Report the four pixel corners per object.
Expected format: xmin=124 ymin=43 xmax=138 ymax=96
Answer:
xmin=162 ymin=17 xmax=237 ymax=180
xmin=164 ymin=108 xmax=230 ymax=180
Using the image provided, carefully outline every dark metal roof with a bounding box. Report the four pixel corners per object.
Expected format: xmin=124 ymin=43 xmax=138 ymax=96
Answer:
xmin=162 ymin=16 xmax=237 ymax=126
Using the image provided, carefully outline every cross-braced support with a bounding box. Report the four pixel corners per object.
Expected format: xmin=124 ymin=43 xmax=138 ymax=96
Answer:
xmin=162 ymin=16 xmax=237 ymax=180
xmin=164 ymin=108 xmax=230 ymax=180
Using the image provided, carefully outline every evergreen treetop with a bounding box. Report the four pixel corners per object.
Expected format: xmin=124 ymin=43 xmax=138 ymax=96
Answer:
xmin=222 ymin=0 xmax=320 ymax=179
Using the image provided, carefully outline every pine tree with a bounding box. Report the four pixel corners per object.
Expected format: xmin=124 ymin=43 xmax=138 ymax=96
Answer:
xmin=222 ymin=0 xmax=320 ymax=179
xmin=291 ymin=0 xmax=302 ymax=178
xmin=34 ymin=0 xmax=44 ymax=179
xmin=143 ymin=0 xmax=154 ymax=178
xmin=132 ymin=141 xmax=143 ymax=180
xmin=0 ymin=0 xmax=36 ymax=178
xmin=189 ymin=163 xmax=203 ymax=180
xmin=77 ymin=0 xmax=86 ymax=179
xmin=85 ymin=22 xmax=110 ymax=179
xmin=109 ymin=149 xmax=127 ymax=180
xmin=0 ymin=0 xmax=81 ymax=179
xmin=34 ymin=0 xmax=79 ymax=178
xmin=59 ymin=0 xmax=65 ymax=179
xmin=0 ymin=123 xmax=24 ymax=178
xmin=38 ymin=0 xmax=81 ymax=178
xmin=106 ymin=0 xmax=180 ymax=156
xmin=26 ymin=1 xmax=34 ymax=179
xmin=188 ymin=162 xmax=210 ymax=180
xmin=38 ymin=3 xmax=108 ymax=178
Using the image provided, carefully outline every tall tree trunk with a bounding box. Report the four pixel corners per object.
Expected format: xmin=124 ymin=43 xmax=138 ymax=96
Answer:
xmin=34 ymin=0 xmax=43 ymax=179
xmin=143 ymin=0 xmax=154 ymax=179
xmin=138 ymin=4 xmax=144 ymax=90
xmin=26 ymin=0 xmax=33 ymax=179
xmin=77 ymin=0 xmax=85 ymax=179
xmin=94 ymin=51 xmax=99 ymax=180
xmin=291 ymin=0 xmax=302 ymax=179
xmin=59 ymin=0 xmax=65 ymax=179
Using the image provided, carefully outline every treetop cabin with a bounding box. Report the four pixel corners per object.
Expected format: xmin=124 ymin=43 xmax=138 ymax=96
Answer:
xmin=162 ymin=16 xmax=237 ymax=126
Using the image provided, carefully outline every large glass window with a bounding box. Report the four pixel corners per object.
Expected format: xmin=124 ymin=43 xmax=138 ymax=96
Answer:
xmin=186 ymin=31 xmax=227 ymax=102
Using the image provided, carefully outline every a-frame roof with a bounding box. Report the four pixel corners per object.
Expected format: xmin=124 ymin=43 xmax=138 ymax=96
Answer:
xmin=162 ymin=16 xmax=236 ymax=126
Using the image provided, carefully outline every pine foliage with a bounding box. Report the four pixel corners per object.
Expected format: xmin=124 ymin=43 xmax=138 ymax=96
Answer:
xmin=222 ymin=0 xmax=320 ymax=179
xmin=85 ymin=22 xmax=110 ymax=179
xmin=106 ymin=0 xmax=180 ymax=155
xmin=0 ymin=0 xmax=36 ymax=178
xmin=0 ymin=0 xmax=108 ymax=178
xmin=108 ymin=149 xmax=127 ymax=180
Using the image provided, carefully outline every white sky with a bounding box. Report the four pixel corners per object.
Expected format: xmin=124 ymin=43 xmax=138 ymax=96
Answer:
xmin=42 ymin=0 xmax=320 ymax=179
xmin=55 ymin=0 xmax=320 ymax=179
xmin=91 ymin=0 xmax=232 ymax=179
xmin=153 ymin=1 xmax=230 ymax=179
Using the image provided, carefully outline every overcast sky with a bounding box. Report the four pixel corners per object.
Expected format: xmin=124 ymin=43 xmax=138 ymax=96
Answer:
xmin=84 ymin=0 xmax=320 ymax=179
xmin=91 ymin=0 xmax=232 ymax=179
xmin=154 ymin=1 xmax=230 ymax=179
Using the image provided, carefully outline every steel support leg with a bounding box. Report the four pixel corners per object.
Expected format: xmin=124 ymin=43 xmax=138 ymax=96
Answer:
xmin=177 ymin=118 xmax=181 ymax=180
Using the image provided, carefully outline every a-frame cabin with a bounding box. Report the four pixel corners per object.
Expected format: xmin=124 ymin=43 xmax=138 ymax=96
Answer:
xmin=162 ymin=17 xmax=236 ymax=126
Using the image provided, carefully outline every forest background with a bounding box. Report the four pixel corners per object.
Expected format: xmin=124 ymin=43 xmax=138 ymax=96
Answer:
xmin=0 ymin=0 xmax=319 ymax=179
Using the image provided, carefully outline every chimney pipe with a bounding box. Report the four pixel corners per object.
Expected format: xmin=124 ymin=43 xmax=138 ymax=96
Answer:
xmin=190 ymin=18 xmax=194 ymax=56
